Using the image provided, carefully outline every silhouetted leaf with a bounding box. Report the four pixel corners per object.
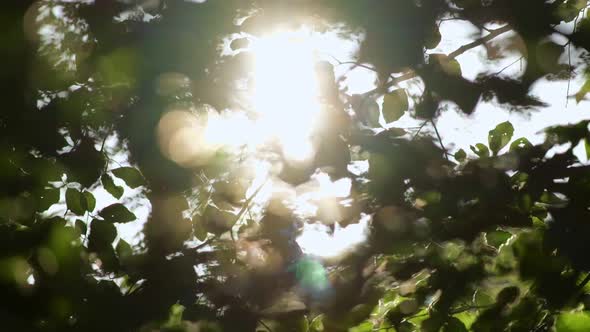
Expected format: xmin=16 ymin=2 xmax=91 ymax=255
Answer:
xmin=382 ymin=89 xmax=408 ymax=123
xmin=116 ymin=239 xmax=132 ymax=260
xmin=488 ymin=121 xmax=514 ymax=155
xmin=88 ymin=218 xmax=116 ymax=251
xmin=586 ymin=138 xmax=590 ymax=159
xmin=38 ymin=188 xmax=60 ymax=211
xmin=75 ymin=219 xmax=87 ymax=236
xmin=111 ymin=167 xmax=145 ymax=189
xmin=510 ymin=137 xmax=532 ymax=152
xmin=496 ymin=286 xmax=519 ymax=305
xmin=101 ymin=173 xmax=124 ymax=199
xmin=98 ymin=203 xmax=136 ymax=223
xmin=66 ymin=188 xmax=86 ymax=215
xmin=83 ymin=191 xmax=96 ymax=212
xmin=425 ymin=26 xmax=442 ymax=49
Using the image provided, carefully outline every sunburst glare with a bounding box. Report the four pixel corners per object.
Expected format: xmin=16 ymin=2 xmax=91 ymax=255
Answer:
xmin=250 ymin=28 xmax=321 ymax=161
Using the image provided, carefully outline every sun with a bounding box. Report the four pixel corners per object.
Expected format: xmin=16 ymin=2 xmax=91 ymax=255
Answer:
xmin=158 ymin=26 xmax=371 ymax=258
xmin=249 ymin=28 xmax=321 ymax=161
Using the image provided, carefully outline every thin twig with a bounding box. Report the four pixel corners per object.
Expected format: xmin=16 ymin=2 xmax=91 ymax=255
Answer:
xmin=577 ymin=272 xmax=590 ymax=293
xmin=493 ymin=56 xmax=524 ymax=76
xmin=447 ymin=25 xmax=512 ymax=59
xmin=362 ymin=25 xmax=513 ymax=98
xmin=412 ymin=120 xmax=429 ymax=140
xmin=430 ymin=119 xmax=448 ymax=160
xmin=230 ymin=178 xmax=269 ymax=241
xmin=258 ymin=320 xmax=273 ymax=332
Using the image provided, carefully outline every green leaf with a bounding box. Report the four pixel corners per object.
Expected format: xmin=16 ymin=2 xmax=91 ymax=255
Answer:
xmin=116 ymin=239 xmax=132 ymax=260
xmin=425 ymin=26 xmax=442 ymax=49
xmin=585 ymin=138 xmax=590 ymax=159
xmin=83 ymin=191 xmax=96 ymax=212
xmin=473 ymin=290 xmax=494 ymax=307
xmin=101 ymin=173 xmax=124 ymax=199
xmin=454 ymin=148 xmax=466 ymax=162
xmin=66 ymin=188 xmax=86 ymax=215
xmin=382 ymin=89 xmax=408 ymax=123
xmin=454 ymin=311 xmax=477 ymax=330
xmin=470 ymin=143 xmax=490 ymax=158
xmin=88 ymin=219 xmax=117 ymax=251
xmin=38 ymin=188 xmax=60 ymax=211
xmin=575 ymin=78 xmax=590 ymax=103
xmin=510 ymin=137 xmax=532 ymax=152
xmin=75 ymin=219 xmax=87 ymax=236
xmin=486 ymin=230 xmax=512 ymax=248
xmin=431 ymin=54 xmax=462 ymax=76
xmin=309 ymin=315 xmax=324 ymax=332
xmin=442 ymin=317 xmax=468 ymax=332
xmin=192 ymin=215 xmax=208 ymax=241
xmin=98 ymin=203 xmax=136 ymax=223
xmin=555 ymin=311 xmax=590 ymax=332
xmin=348 ymin=321 xmax=373 ymax=332
xmin=488 ymin=121 xmax=514 ymax=155
xmin=111 ymin=167 xmax=145 ymax=189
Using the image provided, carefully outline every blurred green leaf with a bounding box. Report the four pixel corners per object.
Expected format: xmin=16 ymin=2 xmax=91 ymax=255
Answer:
xmin=473 ymin=290 xmax=494 ymax=307
xmin=555 ymin=311 xmax=590 ymax=332
xmin=454 ymin=148 xmax=466 ymax=162
xmin=98 ymin=203 xmax=136 ymax=223
xmin=111 ymin=167 xmax=145 ymax=189
xmin=38 ymin=188 xmax=60 ymax=211
xmin=382 ymin=89 xmax=408 ymax=123
xmin=101 ymin=173 xmax=124 ymax=199
xmin=488 ymin=121 xmax=514 ymax=155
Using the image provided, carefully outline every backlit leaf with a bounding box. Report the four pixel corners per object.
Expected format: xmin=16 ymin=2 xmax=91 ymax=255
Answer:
xmin=454 ymin=148 xmax=466 ymax=162
xmin=382 ymin=89 xmax=408 ymax=123
xmin=470 ymin=143 xmax=490 ymax=158
xmin=488 ymin=121 xmax=514 ymax=155
xmin=555 ymin=311 xmax=590 ymax=332
xmin=510 ymin=137 xmax=532 ymax=152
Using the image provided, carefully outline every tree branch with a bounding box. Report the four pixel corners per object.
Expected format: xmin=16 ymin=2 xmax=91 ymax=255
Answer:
xmin=362 ymin=25 xmax=513 ymax=97
xmin=447 ymin=25 xmax=512 ymax=59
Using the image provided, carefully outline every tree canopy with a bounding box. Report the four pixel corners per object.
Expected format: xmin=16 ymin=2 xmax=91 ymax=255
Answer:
xmin=4 ymin=1 xmax=590 ymax=331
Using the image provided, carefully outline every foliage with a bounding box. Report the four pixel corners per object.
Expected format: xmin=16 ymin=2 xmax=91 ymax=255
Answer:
xmin=3 ymin=0 xmax=590 ymax=331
